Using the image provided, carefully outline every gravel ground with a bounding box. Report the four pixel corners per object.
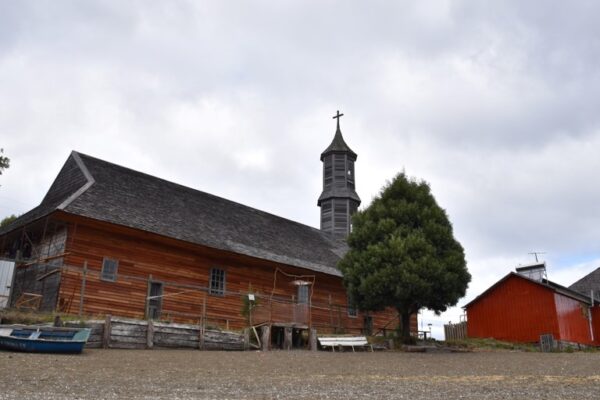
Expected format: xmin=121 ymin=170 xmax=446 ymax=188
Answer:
xmin=0 ymin=349 xmax=599 ymax=399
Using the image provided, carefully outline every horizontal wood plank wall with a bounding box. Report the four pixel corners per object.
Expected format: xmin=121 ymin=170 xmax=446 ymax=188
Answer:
xmin=59 ymin=214 xmax=413 ymax=334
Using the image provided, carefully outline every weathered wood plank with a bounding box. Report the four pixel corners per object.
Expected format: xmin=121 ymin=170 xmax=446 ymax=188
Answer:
xmin=110 ymin=335 xmax=147 ymax=344
xmin=147 ymin=320 xmax=154 ymax=349
xmin=103 ymin=314 xmax=111 ymax=349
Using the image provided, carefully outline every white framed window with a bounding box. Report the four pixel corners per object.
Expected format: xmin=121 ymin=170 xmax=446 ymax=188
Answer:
xmin=297 ymin=285 xmax=309 ymax=304
xmin=101 ymin=258 xmax=119 ymax=282
xmin=209 ymin=268 xmax=226 ymax=296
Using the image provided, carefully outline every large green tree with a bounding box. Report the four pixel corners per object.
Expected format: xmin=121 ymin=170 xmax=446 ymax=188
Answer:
xmin=338 ymin=173 xmax=470 ymax=341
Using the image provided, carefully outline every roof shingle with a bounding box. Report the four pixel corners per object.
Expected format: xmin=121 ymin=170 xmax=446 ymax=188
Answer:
xmin=2 ymin=151 xmax=347 ymax=276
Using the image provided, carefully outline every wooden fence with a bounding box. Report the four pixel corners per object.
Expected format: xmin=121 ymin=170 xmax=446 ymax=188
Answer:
xmin=63 ymin=315 xmax=245 ymax=350
xmin=11 ymin=262 xmax=388 ymax=336
xmin=444 ymin=321 xmax=467 ymax=341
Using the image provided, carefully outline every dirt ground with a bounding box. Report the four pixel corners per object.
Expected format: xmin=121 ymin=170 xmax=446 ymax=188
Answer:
xmin=0 ymin=349 xmax=599 ymax=399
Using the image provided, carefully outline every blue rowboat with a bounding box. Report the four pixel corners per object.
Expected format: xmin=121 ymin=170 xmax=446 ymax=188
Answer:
xmin=0 ymin=326 xmax=91 ymax=354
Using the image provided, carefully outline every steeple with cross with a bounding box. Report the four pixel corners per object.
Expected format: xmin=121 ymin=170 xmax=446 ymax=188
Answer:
xmin=318 ymin=111 xmax=361 ymax=239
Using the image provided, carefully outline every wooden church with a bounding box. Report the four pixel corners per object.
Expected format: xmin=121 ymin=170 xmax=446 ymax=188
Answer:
xmin=0 ymin=116 xmax=414 ymax=341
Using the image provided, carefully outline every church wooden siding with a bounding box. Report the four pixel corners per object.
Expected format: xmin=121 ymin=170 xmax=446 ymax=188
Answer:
xmin=57 ymin=213 xmax=409 ymax=334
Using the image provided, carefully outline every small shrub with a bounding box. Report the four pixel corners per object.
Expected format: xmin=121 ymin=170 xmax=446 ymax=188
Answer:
xmin=564 ymin=345 xmax=574 ymax=353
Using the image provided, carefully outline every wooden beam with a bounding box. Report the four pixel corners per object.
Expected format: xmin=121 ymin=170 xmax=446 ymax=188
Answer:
xmin=283 ymin=327 xmax=292 ymax=350
xmin=22 ymin=252 xmax=70 ymax=267
xmin=102 ymin=314 xmax=112 ymax=349
xmin=78 ymin=261 xmax=87 ymax=316
xmin=145 ymin=274 xmax=152 ymax=319
xmin=309 ymin=328 xmax=318 ymax=351
xmin=261 ymin=325 xmax=270 ymax=351
xmin=243 ymin=328 xmax=250 ymax=351
xmin=147 ymin=319 xmax=154 ymax=349
xmin=252 ymin=326 xmax=261 ymax=349
xmin=199 ymin=294 xmax=206 ymax=350
xmin=36 ymin=268 xmax=61 ymax=281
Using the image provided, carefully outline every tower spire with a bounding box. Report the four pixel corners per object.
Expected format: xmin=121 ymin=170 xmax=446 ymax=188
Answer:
xmin=318 ymin=111 xmax=361 ymax=239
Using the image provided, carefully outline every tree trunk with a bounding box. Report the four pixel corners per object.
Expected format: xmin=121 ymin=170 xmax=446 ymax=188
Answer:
xmin=399 ymin=310 xmax=412 ymax=343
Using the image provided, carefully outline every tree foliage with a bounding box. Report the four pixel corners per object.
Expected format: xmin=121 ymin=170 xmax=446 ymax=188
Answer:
xmin=1 ymin=214 xmax=18 ymax=228
xmin=0 ymin=148 xmax=9 ymax=175
xmin=338 ymin=173 xmax=470 ymax=340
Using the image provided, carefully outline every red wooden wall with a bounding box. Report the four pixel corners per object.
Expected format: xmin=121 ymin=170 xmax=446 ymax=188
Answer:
xmin=591 ymin=306 xmax=600 ymax=345
xmin=466 ymin=274 xmax=559 ymax=343
xmin=554 ymin=293 xmax=594 ymax=345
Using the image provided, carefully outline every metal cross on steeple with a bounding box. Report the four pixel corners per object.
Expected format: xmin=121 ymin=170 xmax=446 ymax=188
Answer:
xmin=332 ymin=110 xmax=344 ymax=130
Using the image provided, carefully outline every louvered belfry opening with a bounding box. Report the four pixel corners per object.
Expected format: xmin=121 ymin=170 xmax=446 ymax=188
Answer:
xmin=318 ymin=114 xmax=361 ymax=240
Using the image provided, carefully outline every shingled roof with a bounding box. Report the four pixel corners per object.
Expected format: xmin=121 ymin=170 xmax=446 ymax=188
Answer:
xmin=320 ymin=124 xmax=357 ymax=160
xmin=1 ymin=151 xmax=348 ymax=276
xmin=569 ymin=267 xmax=600 ymax=299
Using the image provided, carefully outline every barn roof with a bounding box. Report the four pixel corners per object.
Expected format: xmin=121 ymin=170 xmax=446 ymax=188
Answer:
xmin=463 ymin=271 xmax=598 ymax=309
xmin=569 ymin=267 xmax=600 ymax=298
xmin=1 ymin=151 xmax=347 ymax=276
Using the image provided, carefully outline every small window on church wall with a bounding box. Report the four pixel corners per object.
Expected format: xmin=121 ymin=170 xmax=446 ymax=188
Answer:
xmin=101 ymin=258 xmax=119 ymax=282
xmin=210 ymin=268 xmax=226 ymax=296
xmin=297 ymin=285 xmax=309 ymax=304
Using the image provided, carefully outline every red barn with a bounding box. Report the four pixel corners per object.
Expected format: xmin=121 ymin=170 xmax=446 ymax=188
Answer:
xmin=465 ymin=264 xmax=600 ymax=346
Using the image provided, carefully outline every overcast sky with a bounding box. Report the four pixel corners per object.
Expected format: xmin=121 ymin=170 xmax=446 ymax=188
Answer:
xmin=2 ymin=1 xmax=600 ymax=338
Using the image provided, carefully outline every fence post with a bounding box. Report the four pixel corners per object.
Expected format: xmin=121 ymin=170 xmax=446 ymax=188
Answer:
xmin=309 ymin=328 xmax=318 ymax=351
xmin=199 ymin=294 xmax=206 ymax=350
xmin=147 ymin=319 xmax=154 ymax=349
xmin=103 ymin=314 xmax=112 ymax=349
xmin=243 ymin=328 xmax=250 ymax=351
xmin=261 ymin=325 xmax=270 ymax=351
xmin=284 ymin=327 xmax=292 ymax=350
xmin=78 ymin=261 xmax=87 ymax=316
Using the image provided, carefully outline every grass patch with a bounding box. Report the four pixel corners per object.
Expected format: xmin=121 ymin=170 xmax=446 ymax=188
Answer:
xmin=445 ymin=337 xmax=539 ymax=352
xmin=0 ymin=309 xmax=92 ymax=325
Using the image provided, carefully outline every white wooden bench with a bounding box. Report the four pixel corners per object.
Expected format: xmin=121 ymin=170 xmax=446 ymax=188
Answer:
xmin=318 ymin=335 xmax=374 ymax=352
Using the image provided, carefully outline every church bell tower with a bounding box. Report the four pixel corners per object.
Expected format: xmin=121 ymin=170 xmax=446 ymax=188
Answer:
xmin=318 ymin=111 xmax=361 ymax=239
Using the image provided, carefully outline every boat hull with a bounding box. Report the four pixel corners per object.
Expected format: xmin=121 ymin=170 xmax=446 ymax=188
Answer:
xmin=0 ymin=335 xmax=87 ymax=353
xmin=0 ymin=326 xmax=91 ymax=354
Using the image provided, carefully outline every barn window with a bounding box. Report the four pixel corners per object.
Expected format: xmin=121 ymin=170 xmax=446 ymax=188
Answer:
xmin=347 ymin=294 xmax=357 ymax=317
xmin=209 ymin=268 xmax=226 ymax=296
xmin=297 ymin=285 xmax=309 ymax=304
xmin=101 ymin=258 xmax=119 ymax=282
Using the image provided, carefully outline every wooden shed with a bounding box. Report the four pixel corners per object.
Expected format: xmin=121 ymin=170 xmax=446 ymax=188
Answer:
xmin=465 ymin=265 xmax=600 ymax=346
